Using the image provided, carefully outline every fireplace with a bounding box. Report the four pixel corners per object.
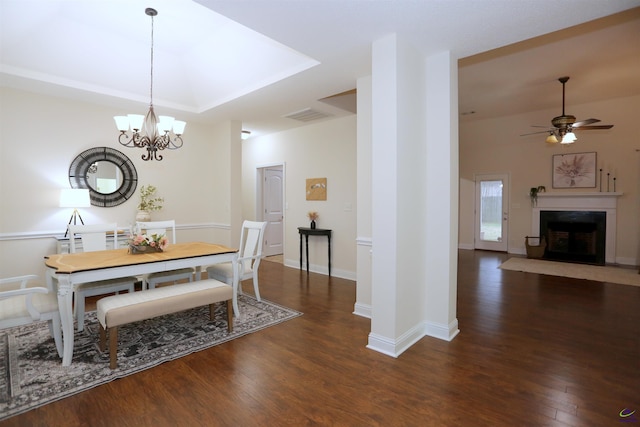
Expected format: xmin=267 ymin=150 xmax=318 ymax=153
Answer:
xmin=540 ymin=210 xmax=606 ymax=265
xmin=531 ymin=192 xmax=621 ymax=265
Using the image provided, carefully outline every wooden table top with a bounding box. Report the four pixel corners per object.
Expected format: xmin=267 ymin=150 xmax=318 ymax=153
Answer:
xmin=44 ymin=241 xmax=237 ymax=274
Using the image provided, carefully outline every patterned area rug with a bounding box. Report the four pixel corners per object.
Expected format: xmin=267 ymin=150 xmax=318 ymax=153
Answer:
xmin=0 ymin=295 xmax=301 ymax=421
xmin=499 ymin=257 xmax=640 ymax=287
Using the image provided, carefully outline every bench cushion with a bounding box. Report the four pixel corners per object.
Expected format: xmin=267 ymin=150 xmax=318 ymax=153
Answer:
xmin=97 ymin=279 xmax=232 ymax=329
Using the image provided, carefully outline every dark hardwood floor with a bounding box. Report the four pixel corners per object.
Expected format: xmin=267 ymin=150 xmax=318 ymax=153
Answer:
xmin=3 ymin=250 xmax=639 ymax=426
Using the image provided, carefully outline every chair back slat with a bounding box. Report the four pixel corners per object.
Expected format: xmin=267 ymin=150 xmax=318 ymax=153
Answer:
xmin=81 ymin=232 xmax=107 ymax=252
xmin=136 ymin=220 xmax=177 ymax=244
xmin=68 ymin=223 xmax=118 ymax=253
xmin=242 ymin=229 xmax=261 ymax=258
xmin=238 ymin=221 xmax=267 ymax=273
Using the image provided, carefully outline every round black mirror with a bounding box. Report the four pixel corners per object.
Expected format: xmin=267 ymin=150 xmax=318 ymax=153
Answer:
xmin=69 ymin=147 xmax=137 ymax=207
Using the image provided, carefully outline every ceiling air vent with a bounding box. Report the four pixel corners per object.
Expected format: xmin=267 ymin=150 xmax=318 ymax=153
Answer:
xmin=284 ymin=108 xmax=332 ymax=122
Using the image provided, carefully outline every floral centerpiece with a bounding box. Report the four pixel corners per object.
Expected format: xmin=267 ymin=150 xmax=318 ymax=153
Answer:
xmin=128 ymin=232 xmax=168 ymax=254
xmin=307 ymin=211 xmax=318 ymax=229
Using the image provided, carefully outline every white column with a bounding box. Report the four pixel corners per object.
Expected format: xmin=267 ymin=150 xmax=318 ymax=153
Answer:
xmin=424 ymin=51 xmax=460 ymax=341
xmin=369 ymin=34 xmax=400 ymax=355
xmin=355 ymin=75 xmax=373 ymax=318
xmin=368 ymin=34 xmax=459 ymax=357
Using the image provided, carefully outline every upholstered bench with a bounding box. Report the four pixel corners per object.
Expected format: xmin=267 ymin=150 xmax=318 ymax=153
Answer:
xmin=97 ymin=279 xmax=233 ymax=369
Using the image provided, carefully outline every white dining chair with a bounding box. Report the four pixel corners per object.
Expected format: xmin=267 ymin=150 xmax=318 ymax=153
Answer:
xmin=206 ymin=220 xmax=267 ymax=301
xmin=136 ymin=220 xmax=194 ymax=289
xmin=0 ymin=274 xmax=63 ymax=358
xmin=68 ymin=223 xmax=137 ymax=332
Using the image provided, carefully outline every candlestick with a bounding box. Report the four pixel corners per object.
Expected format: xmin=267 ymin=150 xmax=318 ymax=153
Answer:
xmin=607 ymin=173 xmax=610 ymax=192
xmin=613 ymin=177 xmax=616 ymax=192
xmin=599 ymin=168 xmax=603 ymax=192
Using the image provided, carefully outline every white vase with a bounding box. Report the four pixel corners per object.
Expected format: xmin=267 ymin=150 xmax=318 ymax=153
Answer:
xmin=136 ymin=210 xmax=151 ymax=222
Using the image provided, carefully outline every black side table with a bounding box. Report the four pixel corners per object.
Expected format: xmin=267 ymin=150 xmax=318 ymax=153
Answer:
xmin=298 ymin=227 xmax=332 ymax=276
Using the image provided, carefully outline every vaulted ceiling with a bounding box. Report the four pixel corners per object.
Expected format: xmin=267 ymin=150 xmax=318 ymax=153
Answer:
xmin=2 ymin=1 xmax=639 ymax=138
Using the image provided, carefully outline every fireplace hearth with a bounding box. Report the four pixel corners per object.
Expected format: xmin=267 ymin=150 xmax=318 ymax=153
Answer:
xmin=540 ymin=210 xmax=606 ymax=265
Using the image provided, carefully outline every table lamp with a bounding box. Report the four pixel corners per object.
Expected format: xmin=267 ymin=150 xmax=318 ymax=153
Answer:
xmin=60 ymin=188 xmax=90 ymax=237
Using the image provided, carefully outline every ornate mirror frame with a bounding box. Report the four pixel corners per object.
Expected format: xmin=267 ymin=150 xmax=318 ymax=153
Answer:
xmin=69 ymin=147 xmax=138 ymax=207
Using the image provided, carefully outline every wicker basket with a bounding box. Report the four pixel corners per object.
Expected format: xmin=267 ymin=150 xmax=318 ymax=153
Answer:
xmin=525 ymin=236 xmax=546 ymax=259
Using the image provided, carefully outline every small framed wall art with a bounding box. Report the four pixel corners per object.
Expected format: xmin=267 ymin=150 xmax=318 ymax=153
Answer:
xmin=552 ymin=152 xmax=597 ymax=189
xmin=306 ymin=178 xmax=327 ymax=200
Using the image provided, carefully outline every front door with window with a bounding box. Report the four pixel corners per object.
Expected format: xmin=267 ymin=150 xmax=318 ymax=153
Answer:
xmin=474 ymin=174 xmax=509 ymax=252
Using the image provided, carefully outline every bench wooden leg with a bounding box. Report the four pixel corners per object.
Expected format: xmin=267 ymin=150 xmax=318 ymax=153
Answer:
xmin=109 ymin=326 xmax=118 ymax=369
xmin=99 ymin=324 xmax=106 ymax=352
xmin=226 ymin=299 xmax=233 ymax=332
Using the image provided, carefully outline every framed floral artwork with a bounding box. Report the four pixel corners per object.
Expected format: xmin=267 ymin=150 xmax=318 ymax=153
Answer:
xmin=552 ymin=152 xmax=597 ymax=188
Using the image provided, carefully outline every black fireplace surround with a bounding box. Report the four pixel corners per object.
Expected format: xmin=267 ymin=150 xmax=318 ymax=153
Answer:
xmin=539 ymin=210 xmax=606 ymax=265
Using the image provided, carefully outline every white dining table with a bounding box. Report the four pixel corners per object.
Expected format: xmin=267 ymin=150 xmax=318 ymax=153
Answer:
xmin=45 ymin=241 xmax=239 ymax=366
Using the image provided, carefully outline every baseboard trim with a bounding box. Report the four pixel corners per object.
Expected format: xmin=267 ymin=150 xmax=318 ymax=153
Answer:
xmin=353 ymin=302 xmax=371 ymax=318
xmin=282 ymin=260 xmax=356 ymax=281
xmin=424 ymin=318 xmax=460 ymax=341
xmin=366 ymin=333 xmax=398 ymax=357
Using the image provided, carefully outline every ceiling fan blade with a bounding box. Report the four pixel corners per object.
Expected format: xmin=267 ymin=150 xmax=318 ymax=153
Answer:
xmin=530 ymin=125 xmax=551 ymax=128
xmin=573 ymin=118 xmax=600 ymax=127
xmin=574 ymin=125 xmax=614 ymax=130
xmin=520 ymin=130 xmax=552 ymax=136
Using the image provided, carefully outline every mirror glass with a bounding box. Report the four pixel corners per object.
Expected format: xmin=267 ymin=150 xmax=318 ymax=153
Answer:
xmin=69 ymin=147 xmax=137 ymax=207
xmin=86 ymin=161 xmax=123 ymax=194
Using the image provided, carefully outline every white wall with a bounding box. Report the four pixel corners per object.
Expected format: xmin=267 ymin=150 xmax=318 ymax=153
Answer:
xmin=241 ymin=115 xmax=357 ymax=279
xmin=459 ymin=94 xmax=639 ymax=266
xmin=0 ymin=87 xmax=235 ymax=278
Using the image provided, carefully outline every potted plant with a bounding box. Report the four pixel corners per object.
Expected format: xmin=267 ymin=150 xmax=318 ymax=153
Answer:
xmin=136 ymin=185 xmax=164 ymax=221
xmin=529 ymin=185 xmax=546 ymax=207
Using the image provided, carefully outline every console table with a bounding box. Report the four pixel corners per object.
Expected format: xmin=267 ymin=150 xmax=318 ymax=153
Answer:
xmin=298 ymin=227 xmax=332 ymax=276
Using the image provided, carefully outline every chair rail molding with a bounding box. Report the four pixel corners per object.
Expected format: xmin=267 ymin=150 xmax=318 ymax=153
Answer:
xmin=0 ymin=222 xmax=230 ymax=241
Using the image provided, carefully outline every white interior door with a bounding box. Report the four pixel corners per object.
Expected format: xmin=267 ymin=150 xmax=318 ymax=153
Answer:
xmin=474 ymin=173 xmax=509 ymax=252
xmin=261 ymin=166 xmax=284 ymax=256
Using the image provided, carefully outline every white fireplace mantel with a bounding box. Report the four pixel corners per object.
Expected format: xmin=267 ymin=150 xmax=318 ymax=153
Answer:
xmin=532 ymin=192 xmax=622 ymax=264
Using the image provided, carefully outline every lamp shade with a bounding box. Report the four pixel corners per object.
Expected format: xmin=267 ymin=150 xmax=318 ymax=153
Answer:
xmin=561 ymin=132 xmax=577 ymax=144
xmin=173 ymin=120 xmax=187 ymax=135
xmin=60 ymin=189 xmax=90 ymax=208
xmin=545 ymin=134 xmax=558 ymax=144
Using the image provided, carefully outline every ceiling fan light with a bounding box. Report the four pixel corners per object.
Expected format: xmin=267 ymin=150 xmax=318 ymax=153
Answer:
xmin=545 ymin=134 xmax=558 ymax=144
xmin=561 ymin=132 xmax=577 ymax=144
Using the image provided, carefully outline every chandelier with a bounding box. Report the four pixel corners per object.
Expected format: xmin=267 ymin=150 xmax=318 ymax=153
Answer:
xmin=114 ymin=8 xmax=185 ymax=161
